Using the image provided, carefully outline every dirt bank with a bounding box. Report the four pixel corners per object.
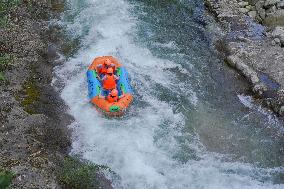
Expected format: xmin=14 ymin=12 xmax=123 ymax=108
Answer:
xmin=204 ymin=0 xmax=284 ymax=116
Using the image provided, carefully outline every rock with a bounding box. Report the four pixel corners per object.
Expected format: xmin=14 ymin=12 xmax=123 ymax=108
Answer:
xmin=271 ymin=39 xmax=277 ymax=45
xmin=255 ymin=1 xmax=266 ymax=20
xmin=266 ymin=5 xmax=277 ymax=13
xmin=253 ymin=83 xmax=268 ymax=95
xmin=277 ymin=1 xmax=284 ymax=8
xmin=246 ymin=5 xmax=253 ymax=10
xmin=272 ymin=26 xmax=284 ymax=45
xmin=239 ymin=1 xmax=249 ymax=7
xmin=239 ymin=7 xmax=250 ymax=13
xmin=248 ymin=10 xmax=257 ymax=18
xmin=264 ymin=0 xmax=281 ymax=9
xmin=279 ymin=105 xmax=284 ymax=116
xmin=248 ymin=0 xmax=261 ymax=5
xmin=274 ymin=37 xmax=281 ymax=44
xmin=264 ymin=9 xmax=284 ymax=26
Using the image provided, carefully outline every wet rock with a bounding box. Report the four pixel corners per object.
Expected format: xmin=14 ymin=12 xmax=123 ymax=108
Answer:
xmin=272 ymin=26 xmax=284 ymax=46
xmin=264 ymin=0 xmax=281 ymax=9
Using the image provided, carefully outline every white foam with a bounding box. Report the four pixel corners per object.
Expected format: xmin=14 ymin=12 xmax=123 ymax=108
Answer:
xmin=54 ymin=0 xmax=284 ymax=188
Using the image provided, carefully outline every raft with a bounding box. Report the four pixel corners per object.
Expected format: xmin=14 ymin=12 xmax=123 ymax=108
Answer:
xmin=87 ymin=56 xmax=133 ymax=116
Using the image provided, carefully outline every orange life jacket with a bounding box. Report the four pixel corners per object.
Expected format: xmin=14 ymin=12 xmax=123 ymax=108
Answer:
xmin=100 ymin=64 xmax=115 ymax=74
xmin=102 ymin=74 xmax=117 ymax=90
xmin=107 ymin=94 xmax=118 ymax=103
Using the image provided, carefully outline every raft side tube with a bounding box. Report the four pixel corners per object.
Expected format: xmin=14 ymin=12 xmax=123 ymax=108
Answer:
xmin=87 ymin=70 xmax=101 ymax=99
xmin=117 ymin=67 xmax=133 ymax=95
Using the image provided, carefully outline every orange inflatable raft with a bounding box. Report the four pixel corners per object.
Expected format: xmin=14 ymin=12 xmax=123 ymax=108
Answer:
xmin=87 ymin=56 xmax=133 ymax=116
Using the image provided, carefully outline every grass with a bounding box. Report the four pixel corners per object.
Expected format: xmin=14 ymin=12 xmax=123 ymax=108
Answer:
xmin=0 ymin=169 xmax=15 ymax=189
xmin=58 ymin=156 xmax=106 ymax=189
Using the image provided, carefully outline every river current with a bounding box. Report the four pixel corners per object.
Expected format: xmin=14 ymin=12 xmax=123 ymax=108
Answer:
xmin=54 ymin=0 xmax=284 ymax=188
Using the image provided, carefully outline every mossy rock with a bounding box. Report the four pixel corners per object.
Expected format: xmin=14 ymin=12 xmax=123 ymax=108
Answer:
xmin=58 ymin=156 xmax=106 ymax=189
xmin=20 ymin=79 xmax=40 ymax=114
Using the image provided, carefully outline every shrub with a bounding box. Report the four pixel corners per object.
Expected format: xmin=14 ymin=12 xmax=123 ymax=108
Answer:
xmin=0 ymin=169 xmax=15 ymax=189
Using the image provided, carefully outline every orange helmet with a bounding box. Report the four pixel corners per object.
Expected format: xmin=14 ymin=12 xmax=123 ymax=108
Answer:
xmin=110 ymin=89 xmax=118 ymax=96
xmin=107 ymin=68 xmax=113 ymax=74
xmin=104 ymin=59 xmax=111 ymax=66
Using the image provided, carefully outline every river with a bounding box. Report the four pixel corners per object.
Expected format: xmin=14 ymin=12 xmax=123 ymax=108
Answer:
xmin=54 ymin=0 xmax=284 ymax=188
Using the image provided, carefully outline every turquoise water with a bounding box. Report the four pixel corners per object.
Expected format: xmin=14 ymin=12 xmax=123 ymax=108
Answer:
xmin=54 ymin=0 xmax=284 ymax=188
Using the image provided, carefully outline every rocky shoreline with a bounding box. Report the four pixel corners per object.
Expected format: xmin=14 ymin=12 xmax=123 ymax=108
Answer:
xmin=204 ymin=0 xmax=284 ymax=116
xmin=0 ymin=1 xmax=114 ymax=188
xmin=0 ymin=1 xmax=73 ymax=188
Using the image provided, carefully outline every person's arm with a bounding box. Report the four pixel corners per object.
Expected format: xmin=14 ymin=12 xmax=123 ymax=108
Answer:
xmin=114 ymin=75 xmax=119 ymax=80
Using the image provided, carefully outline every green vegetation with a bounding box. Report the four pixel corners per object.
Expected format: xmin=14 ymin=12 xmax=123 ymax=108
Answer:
xmin=58 ymin=156 xmax=106 ymax=189
xmin=0 ymin=0 xmax=21 ymax=27
xmin=0 ymin=169 xmax=15 ymax=189
xmin=20 ymin=79 xmax=40 ymax=114
xmin=0 ymin=72 xmax=5 ymax=81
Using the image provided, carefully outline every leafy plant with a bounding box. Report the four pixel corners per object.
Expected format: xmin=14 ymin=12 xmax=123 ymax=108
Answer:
xmin=0 ymin=170 xmax=15 ymax=189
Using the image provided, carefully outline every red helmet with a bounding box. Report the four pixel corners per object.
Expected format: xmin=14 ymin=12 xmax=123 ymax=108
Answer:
xmin=107 ymin=68 xmax=113 ymax=74
xmin=104 ymin=59 xmax=111 ymax=66
xmin=110 ymin=89 xmax=118 ymax=96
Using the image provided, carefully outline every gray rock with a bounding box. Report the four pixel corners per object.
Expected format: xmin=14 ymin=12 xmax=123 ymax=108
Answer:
xmin=253 ymin=83 xmax=268 ymax=95
xmin=279 ymin=105 xmax=284 ymax=116
xmin=248 ymin=10 xmax=257 ymax=18
xmin=277 ymin=1 xmax=284 ymax=8
xmin=266 ymin=5 xmax=277 ymax=13
xmin=255 ymin=1 xmax=266 ymax=19
xmin=272 ymin=26 xmax=284 ymax=45
xmin=274 ymin=37 xmax=281 ymax=44
xmin=264 ymin=0 xmax=281 ymax=9
xmin=246 ymin=5 xmax=253 ymax=10
xmin=239 ymin=1 xmax=249 ymax=7
xmin=239 ymin=7 xmax=250 ymax=13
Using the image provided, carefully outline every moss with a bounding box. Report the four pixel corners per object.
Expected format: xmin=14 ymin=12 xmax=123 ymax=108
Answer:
xmin=20 ymin=79 xmax=40 ymax=114
xmin=58 ymin=156 xmax=107 ymax=189
xmin=0 ymin=169 xmax=15 ymax=189
xmin=0 ymin=54 xmax=13 ymax=71
xmin=0 ymin=72 xmax=5 ymax=81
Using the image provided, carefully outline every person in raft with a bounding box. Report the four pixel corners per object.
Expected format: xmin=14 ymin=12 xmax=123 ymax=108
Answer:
xmin=106 ymin=89 xmax=125 ymax=103
xmin=98 ymin=68 xmax=119 ymax=97
xmin=96 ymin=58 xmax=116 ymax=75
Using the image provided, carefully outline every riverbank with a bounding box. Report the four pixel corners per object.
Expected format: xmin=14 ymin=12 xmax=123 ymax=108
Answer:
xmin=0 ymin=1 xmax=73 ymax=187
xmin=204 ymin=0 xmax=284 ymax=116
xmin=0 ymin=1 xmax=114 ymax=188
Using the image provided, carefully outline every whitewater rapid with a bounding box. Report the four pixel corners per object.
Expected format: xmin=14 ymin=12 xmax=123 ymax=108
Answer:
xmin=54 ymin=0 xmax=284 ymax=188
